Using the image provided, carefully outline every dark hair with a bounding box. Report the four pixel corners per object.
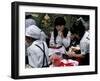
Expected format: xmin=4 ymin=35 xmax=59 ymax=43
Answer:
xmin=54 ymin=17 xmax=66 ymax=26
xmin=70 ymin=20 xmax=85 ymax=41
xmin=25 ymin=15 xmax=33 ymax=19
xmin=54 ymin=17 xmax=68 ymax=44
xmin=26 ymin=36 xmax=37 ymax=42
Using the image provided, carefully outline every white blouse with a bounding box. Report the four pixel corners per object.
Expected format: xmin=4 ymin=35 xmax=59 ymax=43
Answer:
xmin=27 ymin=40 xmax=50 ymax=68
xmin=49 ymin=31 xmax=71 ymax=48
xmin=80 ymin=31 xmax=90 ymax=55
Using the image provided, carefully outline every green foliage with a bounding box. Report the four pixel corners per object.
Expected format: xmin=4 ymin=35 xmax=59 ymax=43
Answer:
xmin=27 ymin=12 xmax=89 ymax=38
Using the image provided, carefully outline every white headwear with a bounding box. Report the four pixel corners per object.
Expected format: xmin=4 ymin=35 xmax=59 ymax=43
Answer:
xmin=25 ymin=19 xmax=36 ymax=28
xmin=40 ymin=31 xmax=47 ymax=41
xmin=26 ymin=25 xmax=41 ymax=39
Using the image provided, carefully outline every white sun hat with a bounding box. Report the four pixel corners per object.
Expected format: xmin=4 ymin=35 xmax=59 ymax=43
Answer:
xmin=25 ymin=19 xmax=36 ymax=28
xmin=25 ymin=25 xmax=41 ymax=39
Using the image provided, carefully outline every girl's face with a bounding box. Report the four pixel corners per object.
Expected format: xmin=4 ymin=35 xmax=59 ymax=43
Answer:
xmin=56 ymin=25 xmax=64 ymax=32
xmin=25 ymin=36 xmax=33 ymax=47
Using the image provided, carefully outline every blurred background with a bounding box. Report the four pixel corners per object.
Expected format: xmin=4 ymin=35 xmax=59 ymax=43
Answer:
xmin=25 ymin=12 xmax=89 ymax=38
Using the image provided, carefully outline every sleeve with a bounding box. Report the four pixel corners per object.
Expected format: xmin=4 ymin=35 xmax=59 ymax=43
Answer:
xmin=49 ymin=32 xmax=55 ymax=46
xmin=27 ymin=47 xmax=41 ymax=68
xmin=62 ymin=31 xmax=71 ymax=48
xmin=80 ymin=40 xmax=89 ymax=55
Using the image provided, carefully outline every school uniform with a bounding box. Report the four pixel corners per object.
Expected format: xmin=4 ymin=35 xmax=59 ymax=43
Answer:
xmin=26 ymin=25 xmax=50 ymax=68
xmin=79 ymin=31 xmax=90 ymax=65
xmin=27 ymin=40 xmax=50 ymax=68
xmin=80 ymin=31 xmax=90 ymax=55
xmin=49 ymin=31 xmax=71 ymax=56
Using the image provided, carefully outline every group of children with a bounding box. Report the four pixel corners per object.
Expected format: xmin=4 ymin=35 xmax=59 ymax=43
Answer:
xmin=25 ymin=15 xmax=90 ymax=68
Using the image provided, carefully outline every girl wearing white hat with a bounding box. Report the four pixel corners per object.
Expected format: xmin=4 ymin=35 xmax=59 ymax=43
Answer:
xmin=25 ymin=25 xmax=50 ymax=68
